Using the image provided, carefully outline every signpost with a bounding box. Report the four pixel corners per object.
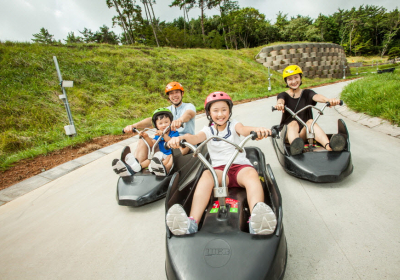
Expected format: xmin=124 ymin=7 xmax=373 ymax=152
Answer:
xmin=53 ymin=56 xmax=76 ymax=136
xmin=268 ymin=66 xmax=272 ymax=91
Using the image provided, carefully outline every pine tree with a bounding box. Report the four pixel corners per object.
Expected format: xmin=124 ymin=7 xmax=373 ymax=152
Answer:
xmin=32 ymin=28 xmax=54 ymax=44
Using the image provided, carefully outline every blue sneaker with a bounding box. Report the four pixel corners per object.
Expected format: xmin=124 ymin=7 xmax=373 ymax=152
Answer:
xmin=249 ymin=202 xmax=277 ymax=235
xmin=166 ymin=204 xmax=198 ymax=235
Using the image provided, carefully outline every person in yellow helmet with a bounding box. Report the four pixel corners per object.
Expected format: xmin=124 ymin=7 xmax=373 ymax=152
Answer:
xmin=274 ymin=65 xmax=345 ymax=155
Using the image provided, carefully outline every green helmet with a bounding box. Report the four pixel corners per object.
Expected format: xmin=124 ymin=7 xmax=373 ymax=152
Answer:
xmin=152 ymin=108 xmax=173 ymax=128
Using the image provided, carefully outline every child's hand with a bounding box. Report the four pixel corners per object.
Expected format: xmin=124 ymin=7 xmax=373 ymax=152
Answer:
xmin=139 ymin=131 xmax=148 ymax=138
xmin=327 ymin=98 xmax=340 ymax=107
xmin=168 ymin=137 xmax=181 ymax=149
xmin=155 ymin=130 xmax=163 ymax=136
xmin=253 ymin=127 xmax=271 ymax=140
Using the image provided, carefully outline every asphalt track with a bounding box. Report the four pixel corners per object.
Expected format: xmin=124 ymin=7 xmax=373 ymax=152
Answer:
xmin=1 ymin=80 xmax=399 ymax=279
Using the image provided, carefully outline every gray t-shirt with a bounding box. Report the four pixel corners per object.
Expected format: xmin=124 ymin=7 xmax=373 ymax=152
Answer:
xmin=167 ymin=103 xmax=196 ymax=136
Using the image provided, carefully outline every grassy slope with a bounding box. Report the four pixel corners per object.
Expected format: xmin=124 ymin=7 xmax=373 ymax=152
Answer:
xmin=341 ymin=69 xmax=400 ymax=125
xmin=0 ymin=42 xmax=346 ymax=170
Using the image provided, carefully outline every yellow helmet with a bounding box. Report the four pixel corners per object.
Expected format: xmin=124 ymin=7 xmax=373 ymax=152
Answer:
xmin=282 ymin=65 xmax=303 ymax=80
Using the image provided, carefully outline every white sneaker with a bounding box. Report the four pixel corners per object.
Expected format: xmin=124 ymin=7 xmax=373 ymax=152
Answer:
xmin=249 ymin=202 xmax=277 ymax=235
xmin=166 ymin=204 xmax=198 ymax=235
xmin=124 ymin=153 xmax=142 ymax=173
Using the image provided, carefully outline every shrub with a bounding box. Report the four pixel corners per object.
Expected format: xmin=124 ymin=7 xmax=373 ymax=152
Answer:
xmin=388 ymin=47 xmax=400 ymax=60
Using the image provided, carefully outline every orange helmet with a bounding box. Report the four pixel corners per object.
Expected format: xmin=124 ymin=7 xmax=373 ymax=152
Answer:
xmin=165 ymin=82 xmax=184 ymax=95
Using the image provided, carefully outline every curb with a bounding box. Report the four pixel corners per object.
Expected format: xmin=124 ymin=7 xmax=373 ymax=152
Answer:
xmin=335 ymin=105 xmax=400 ymax=138
xmin=0 ymin=137 xmax=139 ymax=206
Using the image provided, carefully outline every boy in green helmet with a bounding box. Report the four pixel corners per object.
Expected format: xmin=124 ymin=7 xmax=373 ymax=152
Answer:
xmin=112 ymin=108 xmax=180 ymax=177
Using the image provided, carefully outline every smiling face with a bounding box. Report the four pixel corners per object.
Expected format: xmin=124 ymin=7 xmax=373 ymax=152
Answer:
xmin=209 ymin=101 xmax=230 ymax=128
xmin=286 ymin=74 xmax=302 ymax=89
xmin=155 ymin=115 xmax=172 ymax=131
xmin=167 ymin=90 xmax=183 ymax=106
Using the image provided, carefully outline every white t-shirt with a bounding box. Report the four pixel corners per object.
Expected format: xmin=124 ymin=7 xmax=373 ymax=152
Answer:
xmin=201 ymin=119 xmax=252 ymax=167
xmin=167 ymin=103 xmax=196 ymax=136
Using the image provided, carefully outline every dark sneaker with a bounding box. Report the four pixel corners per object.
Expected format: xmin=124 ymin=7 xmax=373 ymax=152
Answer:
xmin=112 ymin=159 xmax=134 ymax=177
xmin=166 ymin=204 xmax=198 ymax=235
xmin=329 ymin=134 xmax=346 ymax=152
xmin=121 ymin=146 xmax=131 ymax=164
xmin=249 ymin=202 xmax=277 ymax=235
xmin=290 ymin=137 xmax=304 ymax=156
xmin=150 ymin=156 xmax=167 ymax=176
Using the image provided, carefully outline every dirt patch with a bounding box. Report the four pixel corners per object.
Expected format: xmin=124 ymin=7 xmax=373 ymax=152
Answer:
xmin=0 ymin=78 xmax=358 ymax=191
xmin=0 ymin=134 xmax=132 ymax=191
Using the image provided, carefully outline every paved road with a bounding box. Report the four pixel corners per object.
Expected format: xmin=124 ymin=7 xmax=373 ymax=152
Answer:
xmin=1 ymin=80 xmax=399 ymax=279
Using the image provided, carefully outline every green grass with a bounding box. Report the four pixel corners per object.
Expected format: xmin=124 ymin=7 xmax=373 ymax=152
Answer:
xmin=349 ymin=62 xmax=400 ymax=76
xmin=341 ymin=70 xmax=400 ymax=125
xmin=0 ymin=41 xmax=349 ymax=171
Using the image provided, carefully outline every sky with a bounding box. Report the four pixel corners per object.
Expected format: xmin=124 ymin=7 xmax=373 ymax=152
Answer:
xmin=1 ymin=0 xmax=399 ymax=42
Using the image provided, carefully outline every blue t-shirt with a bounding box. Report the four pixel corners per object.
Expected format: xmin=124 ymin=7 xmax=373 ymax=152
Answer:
xmin=167 ymin=103 xmax=196 ymax=136
xmin=153 ymin=130 xmax=180 ymax=155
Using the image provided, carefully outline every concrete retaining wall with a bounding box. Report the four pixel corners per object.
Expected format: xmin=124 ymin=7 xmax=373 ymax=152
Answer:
xmin=256 ymin=43 xmax=351 ymax=79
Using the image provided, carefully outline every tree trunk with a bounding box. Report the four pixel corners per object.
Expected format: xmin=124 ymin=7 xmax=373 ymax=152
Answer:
xmin=381 ymin=29 xmax=399 ymax=57
xmin=148 ymin=0 xmax=170 ymax=45
xmin=112 ymin=0 xmax=134 ymax=44
xmin=218 ymin=4 xmax=229 ymax=49
xmin=183 ymin=5 xmax=186 ymax=47
xmin=349 ymin=24 xmax=355 ymax=54
xmin=200 ymin=0 xmax=205 ymax=43
xmin=143 ymin=1 xmax=159 ymax=47
xmin=381 ymin=12 xmax=400 ymax=57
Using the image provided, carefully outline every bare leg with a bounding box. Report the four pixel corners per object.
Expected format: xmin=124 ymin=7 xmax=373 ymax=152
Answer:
xmin=286 ymin=120 xmax=301 ymax=144
xmin=163 ymin=155 xmax=173 ymax=173
xmin=135 ymin=140 xmax=149 ymax=163
xmin=140 ymin=159 xmax=150 ymax=169
xmin=189 ymin=170 xmax=226 ymax=223
xmin=236 ymin=167 xmax=264 ymax=213
xmin=301 ymin=120 xmax=331 ymax=150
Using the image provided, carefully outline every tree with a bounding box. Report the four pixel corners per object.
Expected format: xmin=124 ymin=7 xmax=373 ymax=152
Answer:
xmin=388 ymin=47 xmax=400 ymax=60
xmin=32 ymin=28 xmax=54 ymax=44
xmin=107 ymin=0 xmax=133 ymax=44
xmin=314 ymin=13 xmax=339 ymax=43
xmin=380 ymin=8 xmax=400 ymax=57
xmin=171 ymin=0 xmax=211 ymax=43
xmin=207 ymin=0 xmax=239 ymax=49
xmin=280 ymin=15 xmax=313 ymax=42
xmin=141 ymin=0 xmax=160 ymax=47
xmin=79 ymin=28 xmax=96 ymax=43
xmin=64 ymin=32 xmax=83 ymax=44
xmin=93 ymin=25 xmax=120 ymax=44
xmin=170 ymin=0 xmax=196 ymax=47
xmin=226 ymin=7 xmax=268 ymax=49
xmin=274 ymin=11 xmax=289 ymax=41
